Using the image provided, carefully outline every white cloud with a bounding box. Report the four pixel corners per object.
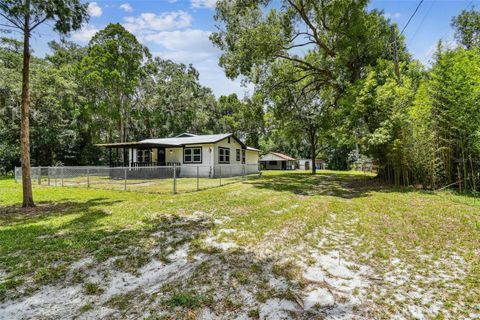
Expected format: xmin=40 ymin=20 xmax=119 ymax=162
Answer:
xmin=122 ymin=13 xmax=245 ymax=97
xmin=149 ymin=29 xmax=250 ymax=97
xmin=123 ymin=11 xmax=192 ymax=33
xmin=191 ymin=0 xmax=217 ymax=9
xmin=384 ymin=12 xmax=401 ymax=20
xmin=87 ymin=2 xmax=103 ymax=17
xmin=145 ymin=29 xmax=216 ymax=52
xmin=196 ymin=60 xmax=253 ymax=97
xmin=70 ymin=25 xmax=100 ymax=42
xmin=119 ymin=3 xmax=133 ymax=13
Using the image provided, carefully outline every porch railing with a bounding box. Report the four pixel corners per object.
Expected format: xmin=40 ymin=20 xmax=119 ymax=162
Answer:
xmin=111 ymin=161 xmax=182 ymax=167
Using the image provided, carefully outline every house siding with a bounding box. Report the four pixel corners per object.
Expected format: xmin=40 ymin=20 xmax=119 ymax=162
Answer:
xmin=121 ymin=137 xmax=260 ymax=177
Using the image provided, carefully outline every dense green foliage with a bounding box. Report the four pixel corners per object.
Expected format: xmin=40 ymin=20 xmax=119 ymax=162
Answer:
xmin=452 ymin=8 xmax=480 ymax=49
xmin=0 ymin=25 xmax=265 ymax=173
xmin=211 ymin=0 xmax=480 ymax=190
xmin=2 ymin=1 xmax=480 ymax=191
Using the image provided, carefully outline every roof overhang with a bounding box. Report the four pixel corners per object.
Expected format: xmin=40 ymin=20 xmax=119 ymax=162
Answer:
xmin=95 ymin=142 xmax=180 ymax=148
xmin=96 ymin=133 xmax=249 ymax=149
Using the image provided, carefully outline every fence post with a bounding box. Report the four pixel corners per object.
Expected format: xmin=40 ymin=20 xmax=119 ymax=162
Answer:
xmin=219 ymin=165 xmax=222 ymax=186
xmin=173 ymin=164 xmax=177 ymax=194
xmin=61 ymin=167 xmax=64 ymax=187
xmin=243 ymin=164 xmax=246 ymax=181
xmin=196 ymin=166 xmax=199 ymax=191
xmin=48 ymin=167 xmax=50 ymax=186
xmin=14 ymin=167 xmax=17 ymax=183
xmin=38 ymin=167 xmax=42 ymax=185
xmin=124 ymin=168 xmax=127 ymax=191
xmin=87 ymin=168 xmax=90 ymax=188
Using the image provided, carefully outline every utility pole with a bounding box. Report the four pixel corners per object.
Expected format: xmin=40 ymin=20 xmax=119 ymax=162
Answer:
xmin=391 ymin=26 xmax=401 ymax=83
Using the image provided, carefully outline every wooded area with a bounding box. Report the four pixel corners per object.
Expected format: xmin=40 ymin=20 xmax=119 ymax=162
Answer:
xmin=1 ymin=0 xmax=480 ymax=194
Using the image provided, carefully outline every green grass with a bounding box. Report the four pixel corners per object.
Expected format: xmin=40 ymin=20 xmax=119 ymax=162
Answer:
xmin=40 ymin=174 xmax=249 ymax=194
xmin=1 ymin=170 xmax=479 ymax=317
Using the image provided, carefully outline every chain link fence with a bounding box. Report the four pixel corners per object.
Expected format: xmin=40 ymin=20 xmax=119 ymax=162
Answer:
xmin=14 ymin=164 xmax=261 ymax=194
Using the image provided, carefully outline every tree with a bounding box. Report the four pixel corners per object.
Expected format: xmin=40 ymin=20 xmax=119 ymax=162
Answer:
xmin=347 ymin=60 xmax=420 ymax=185
xmin=428 ymin=46 xmax=480 ymax=191
xmin=452 ymin=8 xmax=480 ymax=49
xmin=215 ymin=93 xmax=265 ymax=147
xmin=261 ymin=60 xmax=333 ymax=174
xmin=0 ymin=0 xmax=88 ymax=207
xmin=79 ymin=23 xmax=151 ymax=144
xmin=127 ymin=57 xmax=218 ymax=141
xmin=211 ymin=0 xmax=405 ymax=174
xmin=211 ymin=0 xmax=398 ymax=97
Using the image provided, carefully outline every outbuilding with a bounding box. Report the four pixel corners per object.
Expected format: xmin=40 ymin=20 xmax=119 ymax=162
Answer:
xmin=260 ymin=152 xmax=296 ymax=170
xmin=298 ymin=159 xmax=326 ymax=170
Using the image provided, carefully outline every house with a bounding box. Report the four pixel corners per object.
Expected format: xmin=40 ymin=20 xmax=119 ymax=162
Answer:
xmin=260 ymin=152 xmax=296 ymax=170
xmin=96 ymin=133 xmax=260 ymax=178
xmin=298 ymin=159 xmax=326 ymax=170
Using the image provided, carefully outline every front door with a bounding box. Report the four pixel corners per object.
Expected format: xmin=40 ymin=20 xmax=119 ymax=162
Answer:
xmin=282 ymin=161 xmax=286 ymax=170
xmin=158 ymin=147 xmax=166 ymax=165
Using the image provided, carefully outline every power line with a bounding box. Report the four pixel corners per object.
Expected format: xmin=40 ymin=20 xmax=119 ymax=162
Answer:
xmin=401 ymin=0 xmax=425 ymax=35
xmin=410 ymin=0 xmax=436 ymax=41
xmin=424 ymin=0 xmax=476 ymax=60
xmin=437 ymin=0 xmax=475 ymax=42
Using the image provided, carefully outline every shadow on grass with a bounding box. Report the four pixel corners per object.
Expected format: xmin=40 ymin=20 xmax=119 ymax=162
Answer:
xmin=250 ymin=171 xmax=419 ymax=199
xmin=0 ymin=199 xmax=215 ymax=304
xmin=0 ymin=198 xmax=123 ymax=226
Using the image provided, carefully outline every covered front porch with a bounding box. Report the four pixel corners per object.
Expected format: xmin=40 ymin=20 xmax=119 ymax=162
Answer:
xmin=96 ymin=142 xmax=181 ymax=167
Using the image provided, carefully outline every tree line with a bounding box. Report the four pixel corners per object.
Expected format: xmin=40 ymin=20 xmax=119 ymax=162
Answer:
xmin=0 ymin=23 xmax=265 ymax=173
xmin=1 ymin=0 xmax=480 ymax=208
xmin=212 ymin=0 xmax=480 ymax=190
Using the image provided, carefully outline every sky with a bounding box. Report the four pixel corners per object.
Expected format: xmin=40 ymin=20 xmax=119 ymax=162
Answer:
xmin=4 ymin=0 xmax=480 ymax=97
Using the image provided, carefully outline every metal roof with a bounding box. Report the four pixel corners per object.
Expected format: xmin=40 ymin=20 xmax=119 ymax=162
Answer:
xmin=141 ymin=133 xmax=234 ymax=146
xmin=260 ymin=152 xmax=296 ymax=161
xmin=95 ymin=133 xmax=261 ymax=151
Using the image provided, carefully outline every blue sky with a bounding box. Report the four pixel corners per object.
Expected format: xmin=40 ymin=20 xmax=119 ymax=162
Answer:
xmin=8 ymin=0 xmax=480 ymax=97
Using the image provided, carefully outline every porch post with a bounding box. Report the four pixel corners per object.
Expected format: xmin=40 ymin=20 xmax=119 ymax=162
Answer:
xmin=128 ymin=148 xmax=132 ymax=169
xmin=109 ymin=148 xmax=112 ymax=167
xmin=196 ymin=166 xmax=199 ymax=191
xmin=173 ymin=163 xmax=177 ymax=194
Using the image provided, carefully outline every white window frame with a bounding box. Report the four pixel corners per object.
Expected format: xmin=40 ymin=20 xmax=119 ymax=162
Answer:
xmin=137 ymin=149 xmax=151 ymax=163
xmin=184 ymin=147 xmax=202 ymax=164
xmin=219 ymin=147 xmax=230 ymax=164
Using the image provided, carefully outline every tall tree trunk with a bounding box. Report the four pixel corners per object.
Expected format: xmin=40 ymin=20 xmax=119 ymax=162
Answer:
xmin=309 ymin=128 xmax=317 ymax=174
xmin=21 ymin=0 xmax=34 ymax=207
xmin=310 ymin=141 xmax=316 ymax=175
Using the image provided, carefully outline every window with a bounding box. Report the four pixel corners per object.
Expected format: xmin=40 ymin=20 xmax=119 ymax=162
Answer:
xmin=269 ymin=161 xmax=277 ymax=166
xmin=184 ymin=147 xmax=202 ymax=163
xmin=242 ymin=150 xmax=246 ymax=164
xmin=219 ymin=147 xmax=230 ymax=163
xmin=137 ymin=149 xmax=151 ymax=163
xmin=228 ymin=137 xmax=231 ymax=143
xmin=236 ymin=149 xmax=241 ymax=161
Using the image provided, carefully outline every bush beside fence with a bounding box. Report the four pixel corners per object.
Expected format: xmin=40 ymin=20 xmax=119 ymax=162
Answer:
xmin=14 ymin=164 xmax=260 ymax=194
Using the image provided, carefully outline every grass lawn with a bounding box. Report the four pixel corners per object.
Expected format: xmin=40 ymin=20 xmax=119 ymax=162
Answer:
xmin=31 ymin=173 xmax=250 ymax=194
xmin=0 ymin=170 xmax=479 ymax=319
